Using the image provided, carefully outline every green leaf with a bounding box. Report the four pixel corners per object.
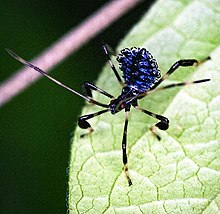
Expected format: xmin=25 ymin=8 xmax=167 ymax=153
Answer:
xmin=68 ymin=0 xmax=220 ymax=213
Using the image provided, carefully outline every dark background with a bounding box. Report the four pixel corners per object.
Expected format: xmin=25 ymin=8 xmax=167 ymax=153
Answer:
xmin=0 ymin=0 xmax=154 ymax=213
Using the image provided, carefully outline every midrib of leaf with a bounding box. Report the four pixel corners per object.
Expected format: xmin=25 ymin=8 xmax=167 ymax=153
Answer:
xmin=68 ymin=0 xmax=220 ymax=213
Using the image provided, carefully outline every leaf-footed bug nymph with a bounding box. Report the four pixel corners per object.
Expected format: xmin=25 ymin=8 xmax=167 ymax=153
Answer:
xmin=6 ymin=45 xmax=210 ymax=186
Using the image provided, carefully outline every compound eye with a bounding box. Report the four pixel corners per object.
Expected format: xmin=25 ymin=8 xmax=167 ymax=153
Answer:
xmin=119 ymin=103 xmax=125 ymax=110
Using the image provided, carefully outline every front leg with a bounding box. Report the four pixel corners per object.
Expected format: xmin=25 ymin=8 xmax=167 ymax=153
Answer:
xmin=150 ymin=116 xmax=169 ymax=141
xmin=134 ymin=105 xmax=169 ymax=140
xmin=78 ymin=109 xmax=109 ymax=137
xmin=83 ymin=81 xmax=114 ymax=99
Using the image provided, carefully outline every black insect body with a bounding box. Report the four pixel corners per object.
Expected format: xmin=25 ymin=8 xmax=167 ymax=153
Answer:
xmin=6 ymin=45 xmax=210 ymax=186
xmin=118 ymin=47 xmax=161 ymax=92
xmin=109 ymin=47 xmax=160 ymax=114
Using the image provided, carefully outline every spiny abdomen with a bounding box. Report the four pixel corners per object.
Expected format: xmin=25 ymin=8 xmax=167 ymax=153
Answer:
xmin=117 ymin=47 xmax=160 ymax=92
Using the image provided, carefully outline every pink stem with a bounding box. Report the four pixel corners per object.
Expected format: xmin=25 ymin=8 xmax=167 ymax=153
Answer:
xmin=0 ymin=0 xmax=142 ymax=107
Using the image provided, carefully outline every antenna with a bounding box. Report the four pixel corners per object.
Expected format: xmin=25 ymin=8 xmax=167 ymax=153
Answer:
xmin=6 ymin=49 xmax=90 ymax=101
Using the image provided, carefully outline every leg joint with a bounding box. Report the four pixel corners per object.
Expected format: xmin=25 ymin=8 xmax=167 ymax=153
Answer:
xmin=78 ymin=118 xmax=91 ymax=129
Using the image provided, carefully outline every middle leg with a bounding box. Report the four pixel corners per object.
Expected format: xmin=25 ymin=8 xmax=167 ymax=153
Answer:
xmin=122 ymin=108 xmax=132 ymax=186
xmin=151 ymin=56 xmax=211 ymax=91
xmin=151 ymin=59 xmax=198 ymax=90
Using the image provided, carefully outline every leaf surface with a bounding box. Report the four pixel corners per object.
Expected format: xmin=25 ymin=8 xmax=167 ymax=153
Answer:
xmin=68 ymin=0 xmax=220 ymax=213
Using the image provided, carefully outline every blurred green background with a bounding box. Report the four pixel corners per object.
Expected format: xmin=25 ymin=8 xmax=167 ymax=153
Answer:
xmin=0 ymin=0 xmax=154 ymax=213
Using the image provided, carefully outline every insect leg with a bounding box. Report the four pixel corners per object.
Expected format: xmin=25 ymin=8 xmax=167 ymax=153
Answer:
xmin=134 ymin=105 xmax=169 ymax=140
xmin=122 ymin=109 xmax=132 ymax=186
xmin=78 ymin=109 xmax=110 ymax=138
xmin=153 ymin=79 xmax=210 ymax=92
xmin=151 ymin=57 xmax=210 ymax=90
xmin=83 ymin=81 xmax=114 ymax=99
xmin=102 ymin=43 xmax=124 ymax=87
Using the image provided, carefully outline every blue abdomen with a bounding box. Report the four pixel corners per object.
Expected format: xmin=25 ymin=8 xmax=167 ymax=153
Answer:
xmin=117 ymin=47 xmax=160 ymax=93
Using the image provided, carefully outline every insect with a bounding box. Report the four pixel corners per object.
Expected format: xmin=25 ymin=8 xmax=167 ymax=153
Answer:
xmin=6 ymin=45 xmax=210 ymax=186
